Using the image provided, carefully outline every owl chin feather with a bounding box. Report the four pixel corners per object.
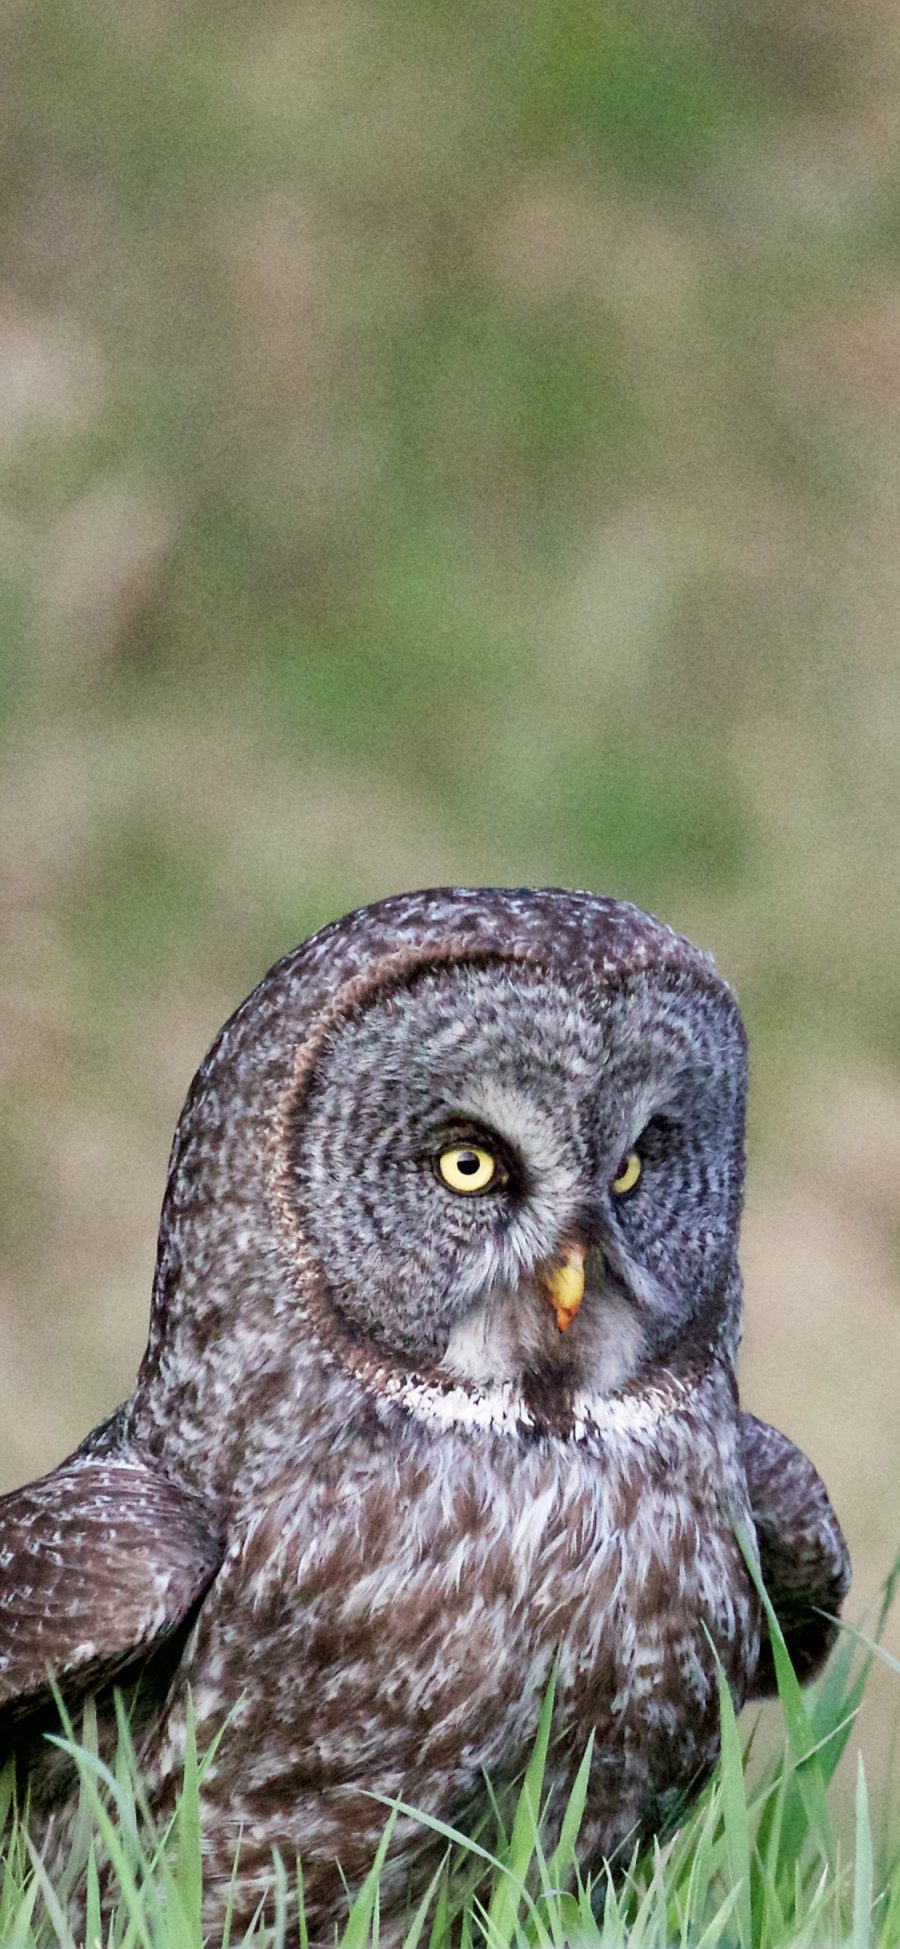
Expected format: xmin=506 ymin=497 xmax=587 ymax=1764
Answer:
xmin=439 ymin=1273 xmax=649 ymax=1396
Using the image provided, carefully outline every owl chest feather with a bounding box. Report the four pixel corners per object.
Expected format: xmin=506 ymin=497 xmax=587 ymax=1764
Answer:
xmin=171 ymin=1377 xmax=758 ymax=1907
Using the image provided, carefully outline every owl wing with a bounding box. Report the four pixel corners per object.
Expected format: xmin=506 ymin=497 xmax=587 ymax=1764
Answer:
xmin=741 ymin=1412 xmax=850 ymax=1699
xmin=0 ymin=1449 xmax=223 ymax=1730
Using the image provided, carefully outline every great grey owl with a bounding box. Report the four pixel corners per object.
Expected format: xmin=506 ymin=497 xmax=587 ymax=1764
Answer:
xmin=0 ymin=888 xmax=850 ymax=1940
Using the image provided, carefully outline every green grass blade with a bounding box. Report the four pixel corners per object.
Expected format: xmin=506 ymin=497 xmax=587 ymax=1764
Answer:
xmin=83 ymin=1841 xmax=102 ymax=1949
xmin=340 ymin=1808 xmax=398 ymax=1949
xmin=734 ymin=1518 xmax=833 ymax=1869
xmin=171 ymin=1693 xmax=204 ymax=1939
xmin=853 ymin=1754 xmax=873 ymax=1949
xmin=484 ymin=1666 xmax=557 ymax=1946
xmin=714 ymin=1658 xmax=753 ymax=1949
xmin=400 ymin=1855 xmax=450 ymax=1949
xmin=545 ymin=1729 xmax=593 ymax=1895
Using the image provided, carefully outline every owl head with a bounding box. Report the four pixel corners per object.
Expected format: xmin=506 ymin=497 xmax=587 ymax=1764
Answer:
xmin=132 ymin=890 xmax=747 ymax=1491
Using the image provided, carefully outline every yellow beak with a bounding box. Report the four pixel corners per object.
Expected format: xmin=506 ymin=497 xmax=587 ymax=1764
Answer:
xmin=542 ymin=1244 xmax=586 ymax=1333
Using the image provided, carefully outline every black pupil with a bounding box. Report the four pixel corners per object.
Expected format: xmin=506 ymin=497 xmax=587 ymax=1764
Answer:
xmin=457 ymin=1151 xmax=482 ymax=1176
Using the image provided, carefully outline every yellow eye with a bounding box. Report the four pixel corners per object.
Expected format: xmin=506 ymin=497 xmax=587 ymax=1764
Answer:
xmin=612 ymin=1150 xmax=642 ymax=1195
xmin=438 ymin=1145 xmax=498 ymax=1194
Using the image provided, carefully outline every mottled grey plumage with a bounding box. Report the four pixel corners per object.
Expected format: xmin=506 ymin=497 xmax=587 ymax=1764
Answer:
xmin=0 ymin=888 xmax=849 ymax=1939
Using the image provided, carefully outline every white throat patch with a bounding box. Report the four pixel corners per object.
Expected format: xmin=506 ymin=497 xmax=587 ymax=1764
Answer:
xmin=375 ymin=1364 xmax=688 ymax=1443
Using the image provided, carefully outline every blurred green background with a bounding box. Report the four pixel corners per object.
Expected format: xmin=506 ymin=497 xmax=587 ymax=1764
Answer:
xmin=1 ymin=0 xmax=898 ymax=1791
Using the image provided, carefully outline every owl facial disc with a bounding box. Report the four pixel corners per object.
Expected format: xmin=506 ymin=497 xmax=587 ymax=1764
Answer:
xmin=284 ymin=942 xmax=747 ymax=1396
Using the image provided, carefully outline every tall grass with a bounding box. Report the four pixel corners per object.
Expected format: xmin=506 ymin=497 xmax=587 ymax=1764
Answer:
xmin=2 ymin=1555 xmax=898 ymax=1949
